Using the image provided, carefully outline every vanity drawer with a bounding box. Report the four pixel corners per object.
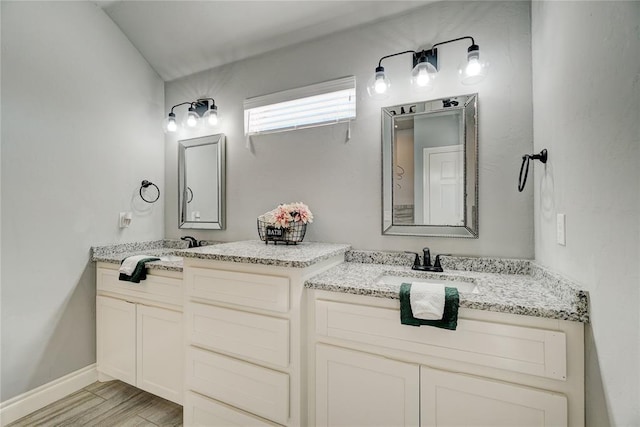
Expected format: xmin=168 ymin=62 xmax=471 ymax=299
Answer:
xmin=186 ymin=347 xmax=290 ymax=425
xmin=96 ymin=268 xmax=182 ymax=305
xmin=315 ymin=300 xmax=567 ymax=381
xmin=187 ymin=302 xmax=289 ymax=367
xmin=184 ymin=392 xmax=281 ymax=427
xmin=185 ymin=267 xmax=290 ymax=312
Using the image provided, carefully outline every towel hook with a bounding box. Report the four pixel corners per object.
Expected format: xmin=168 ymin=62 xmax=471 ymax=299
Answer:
xmin=518 ymin=149 xmax=547 ymax=192
xmin=139 ymin=180 xmax=160 ymax=203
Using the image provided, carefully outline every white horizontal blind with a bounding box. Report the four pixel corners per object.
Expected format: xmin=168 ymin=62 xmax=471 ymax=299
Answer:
xmin=244 ymin=76 xmax=356 ymax=135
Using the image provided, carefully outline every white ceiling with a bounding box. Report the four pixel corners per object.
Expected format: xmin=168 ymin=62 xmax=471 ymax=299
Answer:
xmin=96 ymin=1 xmax=434 ymax=81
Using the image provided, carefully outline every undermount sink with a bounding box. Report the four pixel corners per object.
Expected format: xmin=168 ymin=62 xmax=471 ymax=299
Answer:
xmin=375 ymin=274 xmax=479 ymax=294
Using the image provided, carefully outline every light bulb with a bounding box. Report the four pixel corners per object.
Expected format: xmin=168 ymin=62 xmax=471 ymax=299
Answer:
xmin=203 ymin=106 xmax=219 ymax=127
xmin=411 ymin=56 xmax=437 ymax=91
xmin=465 ymin=58 xmax=482 ymax=77
xmin=458 ymin=44 xmax=488 ymax=85
xmin=163 ymin=113 xmax=177 ymax=133
xmin=416 ymin=69 xmax=430 ymax=87
xmin=367 ymin=66 xmax=391 ymax=99
xmin=374 ymin=77 xmax=388 ymax=94
xmin=184 ymin=108 xmax=199 ymax=128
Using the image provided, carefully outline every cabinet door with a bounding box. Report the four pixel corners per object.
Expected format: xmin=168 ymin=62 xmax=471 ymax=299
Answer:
xmin=420 ymin=366 xmax=567 ymax=427
xmin=137 ymin=304 xmax=183 ymax=404
xmin=316 ymin=344 xmax=419 ymax=427
xmin=96 ymin=296 xmax=136 ymax=386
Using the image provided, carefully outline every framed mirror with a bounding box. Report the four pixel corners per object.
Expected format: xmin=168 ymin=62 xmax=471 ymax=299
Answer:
xmin=382 ymin=94 xmax=478 ymax=238
xmin=178 ymin=134 xmax=226 ymax=230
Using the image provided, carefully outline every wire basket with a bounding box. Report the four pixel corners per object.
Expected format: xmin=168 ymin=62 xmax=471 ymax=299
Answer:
xmin=257 ymin=218 xmax=307 ymax=245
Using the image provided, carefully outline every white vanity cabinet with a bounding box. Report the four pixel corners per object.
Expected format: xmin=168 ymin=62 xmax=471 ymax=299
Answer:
xmin=182 ymin=254 xmax=343 ymax=427
xmin=96 ymin=295 xmax=136 ymax=384
xmin=309 ymin=290 xmax=584 ymax=427
xmin=96 ymin=264 xmax=184 ymax=405
xmin=420 ymin=366 xmax=567 ymax=426
xmin=315 ymin=344 xmax=420 ymax=426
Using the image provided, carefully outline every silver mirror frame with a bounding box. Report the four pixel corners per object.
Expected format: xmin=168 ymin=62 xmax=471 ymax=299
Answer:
xmin=382 ymin=94 xmax=478 ymax=238
xmin=178 ymin=134 xmax=226 ymax=230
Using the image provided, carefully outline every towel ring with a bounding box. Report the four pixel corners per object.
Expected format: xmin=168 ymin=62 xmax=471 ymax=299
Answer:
xmin=518 ymin=149 xmax=548 ymax=192
xmin=186 ymin=187 xmax=194 ymax=203
xmin=140 ymin=180 xmax=160 ymax=203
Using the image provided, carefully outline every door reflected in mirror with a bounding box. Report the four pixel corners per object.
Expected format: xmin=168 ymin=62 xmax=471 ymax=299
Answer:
xmin=382 ymin=94 xmax=478 ymax=238
xmin=178 ymin=134 xmax=226 ymax=230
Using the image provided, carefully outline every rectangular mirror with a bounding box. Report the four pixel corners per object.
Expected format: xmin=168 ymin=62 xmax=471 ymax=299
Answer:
xmin=382 ymin=94 xmax=478 ymax=238
xmin=178 ymin=134 xmax=226 ymax=230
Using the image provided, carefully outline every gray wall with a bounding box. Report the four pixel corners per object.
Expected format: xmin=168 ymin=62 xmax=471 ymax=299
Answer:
xmin=0 ymin=1 xmax=164 ymax=401
xmin=164 ymin=1 xmax=534 ymax=258
xmin=532 ymin=2 xmax=640 ymax=425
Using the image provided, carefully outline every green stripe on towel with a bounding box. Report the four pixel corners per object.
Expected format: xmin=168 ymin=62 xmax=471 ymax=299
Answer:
xmin=399 ymin=282 xmax=459 ymax=330
xmin=119 ymin=257 xmax=160 ymax=283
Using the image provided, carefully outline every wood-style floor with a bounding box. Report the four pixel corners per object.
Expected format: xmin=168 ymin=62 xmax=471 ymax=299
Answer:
xmin=7 ymin=381 xmax=182 ymax=427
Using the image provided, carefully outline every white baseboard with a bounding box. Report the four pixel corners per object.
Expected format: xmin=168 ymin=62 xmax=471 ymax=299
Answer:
xmin=0 ymin=363 xmax=98 ymax=426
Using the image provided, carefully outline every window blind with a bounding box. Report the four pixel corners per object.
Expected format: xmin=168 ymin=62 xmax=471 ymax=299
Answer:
xmin=244 ymin=76 xmax=356 ymax=135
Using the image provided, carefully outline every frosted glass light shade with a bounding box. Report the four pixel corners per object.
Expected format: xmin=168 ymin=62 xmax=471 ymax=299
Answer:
xmin=367 ymin=67 xmax=391 ymax=99
xmin=411 ymin=60 xmax=437 ymax=91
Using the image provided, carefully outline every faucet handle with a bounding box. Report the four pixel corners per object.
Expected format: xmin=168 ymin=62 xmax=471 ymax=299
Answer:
xmin=404 ymin=251 xmax=421 ymax=268
xmin=434 ymin=254 xmax=451 ymax=269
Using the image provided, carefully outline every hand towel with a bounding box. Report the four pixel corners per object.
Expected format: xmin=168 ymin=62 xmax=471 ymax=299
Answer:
xmin=409 ymin=281 xmax=446 ymax=320
xmin=119 ymin=256 xmax=160 ymax=283
xmin=399 ymin=283 xmax=459 ymax=330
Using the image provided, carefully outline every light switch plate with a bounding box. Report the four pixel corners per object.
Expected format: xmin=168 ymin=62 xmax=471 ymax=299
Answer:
xmin=556 ymin=213 xmax=566 ymax=246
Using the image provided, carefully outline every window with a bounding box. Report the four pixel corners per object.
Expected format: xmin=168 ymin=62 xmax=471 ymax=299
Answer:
xmin=244 ymin=76 xmax=356 ymax=136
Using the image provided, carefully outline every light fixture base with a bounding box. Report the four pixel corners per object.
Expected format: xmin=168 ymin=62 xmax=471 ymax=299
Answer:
xmin=193 ymin=99 xmax=210 ymax=116
xmin=413 ymin=48 xmax=438 ymax=70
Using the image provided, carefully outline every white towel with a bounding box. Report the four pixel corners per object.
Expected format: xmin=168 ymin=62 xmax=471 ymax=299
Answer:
xmin=119 ymin=255 xmax=155 ymax=276
xmin=410 ymin=282 xmax=446 ymax=320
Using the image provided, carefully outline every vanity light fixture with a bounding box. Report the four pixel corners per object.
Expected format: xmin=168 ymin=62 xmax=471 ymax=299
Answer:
xmin=163 ymin=98 xmax=219 ymax=133
xmin=367 ymin=36 xmax=488 ymax=99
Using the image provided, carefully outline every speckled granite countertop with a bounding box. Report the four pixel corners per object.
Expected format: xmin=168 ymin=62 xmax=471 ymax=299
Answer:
xmin=91 ymin=239 xmax=220 ymax=272
xmin=306 ymin=250 xmax=589 ymax=323
xmin=176 ymin=240 xmax=351 ymax=268
xmin=92 ymin=242 xmax=588 ymax=322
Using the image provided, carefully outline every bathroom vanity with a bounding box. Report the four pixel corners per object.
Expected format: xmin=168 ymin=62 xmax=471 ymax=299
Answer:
xmin=95 ymin=264 xmax=184 ymax=404
xmin=176 ymin=241 xmax=350 ymax=426
xmin=306 ymin=258 xmax=586 ymax=426
xmin=92 ymin=241 xmax=186 ymax=404
xmin=91 ymin=241 xmax=587 ymax=427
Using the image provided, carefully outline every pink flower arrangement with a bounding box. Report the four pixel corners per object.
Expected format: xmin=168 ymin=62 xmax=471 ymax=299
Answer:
xmin=262 ymin=202 xmax=314 ymax=229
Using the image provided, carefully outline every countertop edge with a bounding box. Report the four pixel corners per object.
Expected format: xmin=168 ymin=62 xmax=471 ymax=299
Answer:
xmin=175 ymin=241 xmax=352 ymax=268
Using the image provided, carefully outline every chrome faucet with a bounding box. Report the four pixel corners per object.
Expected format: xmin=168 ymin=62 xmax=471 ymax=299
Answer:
xmin=409 ymin=247 xmax=444 ymax=272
